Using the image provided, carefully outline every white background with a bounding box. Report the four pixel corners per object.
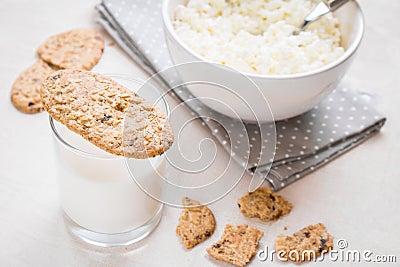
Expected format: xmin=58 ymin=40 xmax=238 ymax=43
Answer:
xmin=0 ymin=0 xmax=399 ymax=266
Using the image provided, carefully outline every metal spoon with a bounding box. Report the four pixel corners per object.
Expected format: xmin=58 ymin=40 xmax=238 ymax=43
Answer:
xmin=294 ymin=0 xmax=350 ymax=35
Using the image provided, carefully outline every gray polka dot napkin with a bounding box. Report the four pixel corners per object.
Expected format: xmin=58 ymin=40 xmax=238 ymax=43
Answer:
xmin=96 ymin=0 xmax=386 ymax=191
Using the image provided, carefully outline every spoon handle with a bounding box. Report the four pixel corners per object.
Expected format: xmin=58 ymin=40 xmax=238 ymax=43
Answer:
xmin=325 ymin=0 xmax=350 ymax=12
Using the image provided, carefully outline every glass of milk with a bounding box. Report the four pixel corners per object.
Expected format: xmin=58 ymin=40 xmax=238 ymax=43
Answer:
xmin=50 ymin=76 xmax=167 ymax=247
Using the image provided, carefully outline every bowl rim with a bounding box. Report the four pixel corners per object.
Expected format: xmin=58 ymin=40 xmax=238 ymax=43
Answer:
xmin=162 ymin=0 xmax=365 ymax=80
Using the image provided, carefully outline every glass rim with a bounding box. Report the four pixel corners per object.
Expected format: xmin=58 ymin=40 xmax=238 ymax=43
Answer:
xmin=49 ymin=75 xmax=171 ymax=160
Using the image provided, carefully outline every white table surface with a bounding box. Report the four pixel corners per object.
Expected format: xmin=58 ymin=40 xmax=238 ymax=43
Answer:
xmin=0 ymin=0 xmax=399 ymax=266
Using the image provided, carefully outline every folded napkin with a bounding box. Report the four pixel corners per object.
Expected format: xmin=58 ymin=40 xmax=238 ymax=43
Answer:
xmin=96 ymin=0 xmax=386 ymax=191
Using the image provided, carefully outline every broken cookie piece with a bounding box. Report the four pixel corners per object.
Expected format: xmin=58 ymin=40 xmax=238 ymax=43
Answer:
xmin=176 ymin=197 xmax=216 ymax=249
xmin=275 ymin=223 xmax=334 ymax=262
xmin=206 ymin=224 xmax=264 ymax=267
xmin=237 ymin=187 xmax=292 ymax=222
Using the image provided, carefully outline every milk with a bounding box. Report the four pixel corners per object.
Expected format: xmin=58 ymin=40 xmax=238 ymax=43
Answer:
xmin=54 ymin=123 xmax=163 ymax=234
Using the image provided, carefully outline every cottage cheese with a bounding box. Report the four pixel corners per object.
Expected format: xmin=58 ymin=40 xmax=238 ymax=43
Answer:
xmin=173 ymin=0 xmax=345 ymax=75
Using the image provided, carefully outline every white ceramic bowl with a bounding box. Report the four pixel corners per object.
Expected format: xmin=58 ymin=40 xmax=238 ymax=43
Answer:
xmin=162 ymin=0 xmax=364 ymax=122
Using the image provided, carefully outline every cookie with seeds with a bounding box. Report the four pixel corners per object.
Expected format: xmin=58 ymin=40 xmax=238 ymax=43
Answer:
xmin=237 ymin=186 xmax=292 ymax=222
xmin=206 ymin=224 xmax=263 ymax=267
xmin=275 ymin=223 xmax=334 ymax=262
xmin=11 ymin=59 xmax=56 ymax=114
xmin=176 ymin=197 xmax=216 ymax=249
xmin=40 ymin=70 xmax=173 ymax=158
xmin=37 ymin=28 xmax=104 ymax=70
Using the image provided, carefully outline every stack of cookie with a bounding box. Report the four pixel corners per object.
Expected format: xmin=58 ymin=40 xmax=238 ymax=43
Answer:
xmin=12 ymin=28 xmax=174 ymax=158
xmin=11 ymin=28 xmax=105 ymax=114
